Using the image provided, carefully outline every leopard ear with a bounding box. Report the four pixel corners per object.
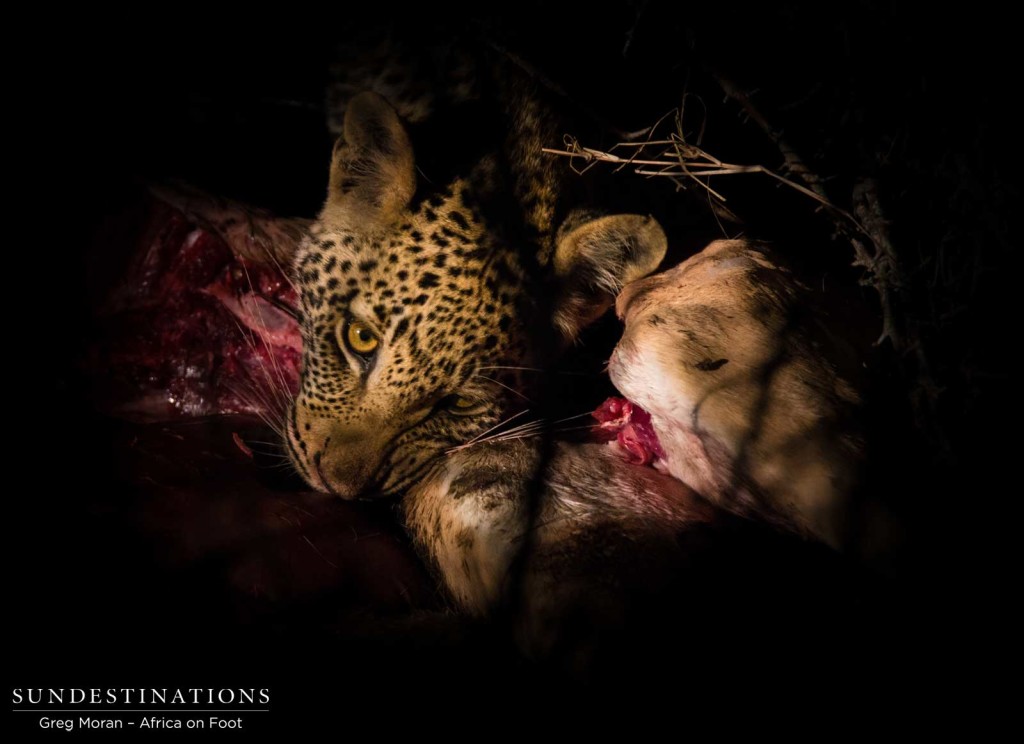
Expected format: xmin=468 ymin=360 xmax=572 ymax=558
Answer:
xmin=551 ymin=213 xmax=667 ymax=341
xmin=323 ymin=92 xmax=415 ymax=225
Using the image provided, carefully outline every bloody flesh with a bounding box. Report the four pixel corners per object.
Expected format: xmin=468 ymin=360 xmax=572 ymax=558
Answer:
xmin=92 ymin=199 xmax=301 ymax=420
xmin=591 ymin=397 xmax=665 ymax=466
xmin=91 ymin=193 xmax=666 ymax=476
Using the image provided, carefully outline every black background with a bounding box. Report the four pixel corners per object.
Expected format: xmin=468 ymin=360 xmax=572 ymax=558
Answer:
xmin=7 ymin=2 xmax=1011 ymax=733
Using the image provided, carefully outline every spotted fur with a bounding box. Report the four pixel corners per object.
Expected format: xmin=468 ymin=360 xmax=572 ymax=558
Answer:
xmin=326 ymin=32 xmax=478 ymax=133
xmin=285 ymin=90 xmax=666 ymax=500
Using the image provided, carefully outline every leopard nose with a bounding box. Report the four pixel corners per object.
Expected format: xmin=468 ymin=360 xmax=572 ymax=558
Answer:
xmin=316 ymin=433 xmax=386 ymax=500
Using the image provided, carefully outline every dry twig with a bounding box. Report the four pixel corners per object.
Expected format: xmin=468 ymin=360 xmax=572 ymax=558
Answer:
xmin=542 ymin=78 xmax=946 ymax=451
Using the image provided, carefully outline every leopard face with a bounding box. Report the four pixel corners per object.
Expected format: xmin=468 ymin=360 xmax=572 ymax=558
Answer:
xmin=285 ymin=93 xmax=667 ymax=499
xmin=288 ymin=180 xmax=535 ymax=498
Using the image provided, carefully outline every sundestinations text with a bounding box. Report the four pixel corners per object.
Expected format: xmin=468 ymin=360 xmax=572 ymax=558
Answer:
xmin=13 ymin=688 xmax=269 ymax=706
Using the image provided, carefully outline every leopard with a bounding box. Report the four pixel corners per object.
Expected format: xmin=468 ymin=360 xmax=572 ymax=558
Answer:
xmin=281 ymin=44 xmax=868 ymax=665
xmin=281 ymin=85 xmax=869 ymax=667
xmin=284 ymin=89 xmax=667 ymax=501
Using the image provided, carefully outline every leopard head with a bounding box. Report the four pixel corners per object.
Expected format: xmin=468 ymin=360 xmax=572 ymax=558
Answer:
xmin=286 ymin=92 xmax=666 ymax=498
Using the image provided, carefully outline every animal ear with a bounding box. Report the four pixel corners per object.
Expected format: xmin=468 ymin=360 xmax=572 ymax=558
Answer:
xmin=551 ymin=213 xmax=668 ymax=341
xmin=324 ymin=92 xmax=416 ymax=224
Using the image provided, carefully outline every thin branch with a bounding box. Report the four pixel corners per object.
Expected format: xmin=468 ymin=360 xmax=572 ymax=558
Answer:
xmin=542 ymin=135 xmax=864 ymax=231
xmin=710 ymin=71 xmax=829 ymax=200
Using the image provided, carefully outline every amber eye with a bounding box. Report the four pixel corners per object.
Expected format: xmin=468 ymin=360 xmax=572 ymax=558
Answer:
xmin=340 ymin=319 xmax=379 ymax=356
xmin=440 ymin=394 xmax=481 ymax=415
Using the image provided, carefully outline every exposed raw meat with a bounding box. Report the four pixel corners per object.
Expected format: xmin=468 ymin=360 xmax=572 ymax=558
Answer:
xmin=91 ymin=192 xmax=305 ymax=420
xmin=591 ymin=396 xmax=665 ymax=466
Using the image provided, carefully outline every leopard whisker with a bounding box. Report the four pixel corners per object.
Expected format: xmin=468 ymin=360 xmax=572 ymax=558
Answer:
xmin=490 ymin=429 xmax=548 ymax=443
xmin=229 ymin=289 xmax=293 ymax=413
xmin=549 ymin=410 xmax=598 ymax=425
xmin=495 ymin=418 xmax=548 ymax=435
xmin=475 ymin=421 xmax=549 ymax=444
xmin=247 ymin=447 xmax=292 ymax=461
xmin=467 ymin=408 xmax=531 ymax=444
xmin=253 ymin=228 xmax=300 ymax=295
xmin=445 ymin=409 xmax=531 ymax=454
xmin=551 ymin=423 xmax=601 ymax=433
xmin=227 ymin=376 xmax=285 ymax=424
xmin=478 ymin=365 xmax=595 ymax=377
xmin=448 ymin=408 xmax=604 ymax=454
xmin=238 ymin=261 xmax=298 ymax=412
xmin=479 ymin=410 xmax=598 ymax=440
xmin=226 ymin=316 xmax=293 ymax=420
xmin=446 ymin=407 xmax=544 ymax=454
xmin=244 ymin=440 xmax=290 ymax=448
xmin=473 ymin=373 xmax=532 ymax=402
xmin=225 ymin=381 xmax=287 ymax=437
xmin=225 ymin=387 xmax=279 ymax=430
xmin=264 ymin=295 xmax=300 ymax=321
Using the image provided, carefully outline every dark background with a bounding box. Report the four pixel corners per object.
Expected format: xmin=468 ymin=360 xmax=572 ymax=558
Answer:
xmin=8 ymin=2 xmax=1010 ymax=731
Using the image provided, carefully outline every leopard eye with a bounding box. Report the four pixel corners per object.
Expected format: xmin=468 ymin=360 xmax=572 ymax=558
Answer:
xmin=443 ymin=395 xmax=483 ymax=416
xmin=340 ymin=319 xmax=379 ymax=357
